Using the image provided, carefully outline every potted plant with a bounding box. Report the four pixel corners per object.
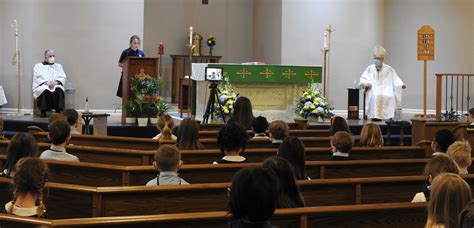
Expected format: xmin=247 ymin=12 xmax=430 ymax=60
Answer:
xmin=295 ymin=84 xmax=335 ymax=123
xmin=135 ymin=96 xmax=149 ymax=127
xmin=147 ymin=102 xmax=159 ymax=124
xmin=156 ymin=100 xmax=170 ymax=116
xmin=124 ymin=101 xmax=138 ymax=124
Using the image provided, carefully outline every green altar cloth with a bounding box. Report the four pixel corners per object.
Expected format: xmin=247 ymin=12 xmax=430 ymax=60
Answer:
xmin=208 ymin=64 xmax=322 ymax=84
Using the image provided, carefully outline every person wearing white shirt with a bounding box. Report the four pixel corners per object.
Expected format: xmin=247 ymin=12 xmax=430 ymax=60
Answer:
xmin=32 ymin=49 xmax=66 ymax=117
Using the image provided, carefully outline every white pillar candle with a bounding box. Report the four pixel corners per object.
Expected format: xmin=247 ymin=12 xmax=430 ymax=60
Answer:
xmin=323 ymin=31 xmax=329 ymax=50
xmin=189 ymin=26 xmax=193 ymax=45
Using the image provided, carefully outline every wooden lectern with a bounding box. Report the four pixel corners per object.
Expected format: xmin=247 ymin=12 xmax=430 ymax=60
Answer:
xmin=347 ymin=88 xmax=360 ymax=120
xmin=121 ymin=57 xmax=159 ymax=124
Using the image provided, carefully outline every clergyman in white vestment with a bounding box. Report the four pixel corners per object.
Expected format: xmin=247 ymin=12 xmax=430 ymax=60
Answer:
xmin=359 ymin=45 xmax=406 ymax=120
xmin=32 ymin=49 xmax=66 ymax=117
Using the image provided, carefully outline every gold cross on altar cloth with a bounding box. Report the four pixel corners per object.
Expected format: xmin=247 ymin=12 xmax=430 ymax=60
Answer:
xmin=260 ymin=68 xmax=274 ymax=78
xmin=283 ymin=69 xmax=296 ymax=79
xmin=304 ymin=70 xmax=319 ymax=80
xmin=236 ymin=69 xmax=251 ymax=78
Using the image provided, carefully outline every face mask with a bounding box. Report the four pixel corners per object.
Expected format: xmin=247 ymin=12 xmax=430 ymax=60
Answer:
xmin=373 ymin=59 xmax=381 ymax=67
xmin=48 ymin=57 xmax=55 ymax=64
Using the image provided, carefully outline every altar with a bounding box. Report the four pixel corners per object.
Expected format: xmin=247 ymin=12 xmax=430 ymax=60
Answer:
xmin=192 ymin=63 xmax=323 ymax=121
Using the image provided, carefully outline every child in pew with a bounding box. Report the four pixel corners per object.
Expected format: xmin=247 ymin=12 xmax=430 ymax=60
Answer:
xmin=330 ymin=116 xmax=351 ymax=136
xmin=2 ymin=133 xmax=39 ymax=177
xmin=358 ymin=123 xmax=384 ymax=147
xmin=278 ymin=136 xmax=307 ymax=180
xmin=4 ymin=158 xmax=48 ymax=218
xmin=176 ymin=118 xmax=205 ymax=150
xmin=62 ymin=109 xmax=81 ymax=135
xmin=153 ymin=114 xmax=177 ymax=141
xmin=214 ymin=123 xmax=249 ymax=164
xmin=412 ymin=154 xmax=459 ymax=202
xmin=425 ymin=173 xmax=471 ymax=228
xmin=228 ymin=166 xmax=279 ymax=228
xmin=329 ymin=131 xmax=354 ymax=160
xmin=228 ymin=96 xmax=255 ymax=130
xmin=431 ymin=129 xmax=456 ymax=156
xmin=39 ymin=120 xmax=79 ymax=162
xmin=447 ymin=140 xmax=472 ymax=174
xmin=146 ymin=144 xmax=188 ymax=186
xmin=267 ymin=120 xmax=289 ymax=148
xmin=252 ymin=116 xmax=269 ymax=139
xmin=263 ymin=156 xmax=305 ymax=208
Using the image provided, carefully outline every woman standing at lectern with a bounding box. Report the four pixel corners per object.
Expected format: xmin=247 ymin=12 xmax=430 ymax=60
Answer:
xmin=116 ymin=35 xmax=145 ymax=98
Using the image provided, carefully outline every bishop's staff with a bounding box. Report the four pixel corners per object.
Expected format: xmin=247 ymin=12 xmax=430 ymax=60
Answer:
xmin=11 ymin=20 xmax=23 ymax=116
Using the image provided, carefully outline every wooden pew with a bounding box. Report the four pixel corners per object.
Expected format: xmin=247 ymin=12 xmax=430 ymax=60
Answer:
xmin=0 ymin=202 xmax=428 ymax=228
xmin=31 ymin=132 xmax=333 ymax=149
xmin=198 ymin=129 xmax=331 ymax=139
xmin=0 ymin=157 xmax=432 ymax=186
xmin=0 ymin=139 xmax=427 ymax=166
xmin=199 ymin=122 xmax=304 ymax=131
xmin=0 ymin=175 xmax=436 ymax=219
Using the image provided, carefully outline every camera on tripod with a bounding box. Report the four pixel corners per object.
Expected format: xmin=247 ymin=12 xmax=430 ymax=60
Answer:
xmin=202 ymin=67 xmax=225 ymax=123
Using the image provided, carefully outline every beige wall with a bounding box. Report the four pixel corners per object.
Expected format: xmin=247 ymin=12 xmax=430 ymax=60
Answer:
xmin=253 ymin=0 xmax=282 ymax=64
xmin=281 ymin=0 xmax=385 ymax=110
xmin=143 ymin=0 xmax=254 ymax=99
xmin=384 ymin=0 xmax=474 ymax=110
xmin=0 ymin=0 xmax=144 ymax=110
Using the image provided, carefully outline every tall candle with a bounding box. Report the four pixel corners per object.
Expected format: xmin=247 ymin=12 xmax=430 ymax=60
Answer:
xmin=323 ymin=31 xmax=329 ymax=50
xmin=189 ymin=26 xmax=193 ymax=45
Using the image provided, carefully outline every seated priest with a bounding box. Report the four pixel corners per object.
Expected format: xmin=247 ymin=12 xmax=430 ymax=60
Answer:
xmin=32 ymin=49 xmax=66 ymax=117
xmin=359 ymin=45 xmax=406 ymax=121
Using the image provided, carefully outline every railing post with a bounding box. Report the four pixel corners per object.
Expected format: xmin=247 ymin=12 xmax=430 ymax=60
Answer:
xmin=435 ymin=74 xmax=442 ymax=120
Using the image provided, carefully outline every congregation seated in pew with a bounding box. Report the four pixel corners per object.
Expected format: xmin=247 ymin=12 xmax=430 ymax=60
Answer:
xmin=40 ymin=120 xmax=79 ymax=162
xmin=228 ymin=96 xmax=255 ymax=130
xmin=146 ymin=144 xmax=188 ymax=186
xmin=263 ymin=156 xmax=305 ymax=208
xmin=268 ymin=120 xmax=289 ymax=148
xmin=278 ymin=136 xmax=307 ymax=180
xmin=358 ymin=123 xmax=384 ymax=147
xmin=1 ymin=133 xmax=38 ymax=178
xmin=330 ymin=131 xmax=353 ymax=160
xmin=228 ymin=166 xmax=278 ymax=228
xmin=330 ymin=116 xmax=351 ymax=136
xmin=425 ymin=173 xmax=472 ymax=228
xmin=153 ymin=114 xmax=176 ymax=141
xmin=252 ymin=116 xmax=269 ymax=139
xmin=214 ymin=123 xmax=249 ymax=164
xmin=431 ymin=129 xmax=456 ymax=156
xmin=3 ymin=158 xmax=48 ymax=218
xmin=447 ymin=140 xmax=472 ymax=175
xmin=461 ymin=200 xmax=474 ymax=227
xmin=62 ymin=109 xmax=81 ymax=135
xmin=176 ymin=118 xmax=205 ymax=150
xmin=412 ymin=154 xmax=459 ymax=203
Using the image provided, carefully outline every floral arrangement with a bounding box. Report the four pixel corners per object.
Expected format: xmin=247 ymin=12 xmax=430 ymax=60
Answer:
xmin=295 ymin=84 xmax=334 ymax=120
xmin=207 ymin=35 xmax=216 ymax=47
xmin=207 ymin=35 xmax=216 ymax=56
xmin=214 ymin=76 xmax=238 ymax=119
xmin=129 ymin=74 xmax=167 ymax=118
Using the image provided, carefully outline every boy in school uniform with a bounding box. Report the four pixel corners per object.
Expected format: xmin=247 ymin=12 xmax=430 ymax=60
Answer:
xmin=62 ymin=109 xmax=81 ymax=135
xmin=146 ymin=144 xmax=188 ymax=186
xmin=267 ymin=120 xmax=289 ymax=148
xmin=39 ymin=120 xmax=79 ymax=162
xmin=330 ymin=131 xmax=354 ymax=160
xmin=447 ymin=141 xmax=472 ymax=175
xmin=252 ymin=116 xmax=269 ymax=139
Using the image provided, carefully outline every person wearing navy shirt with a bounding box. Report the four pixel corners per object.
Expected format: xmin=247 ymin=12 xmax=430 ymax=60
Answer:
xmin=116 ymin=35 xmax=145 ymax=98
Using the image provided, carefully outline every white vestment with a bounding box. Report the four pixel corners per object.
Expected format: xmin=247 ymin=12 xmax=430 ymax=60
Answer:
xmin=359 ymin=63 xmax=404 ymax=120
xmin=32 ymin=63 xmax=66 ymax=99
